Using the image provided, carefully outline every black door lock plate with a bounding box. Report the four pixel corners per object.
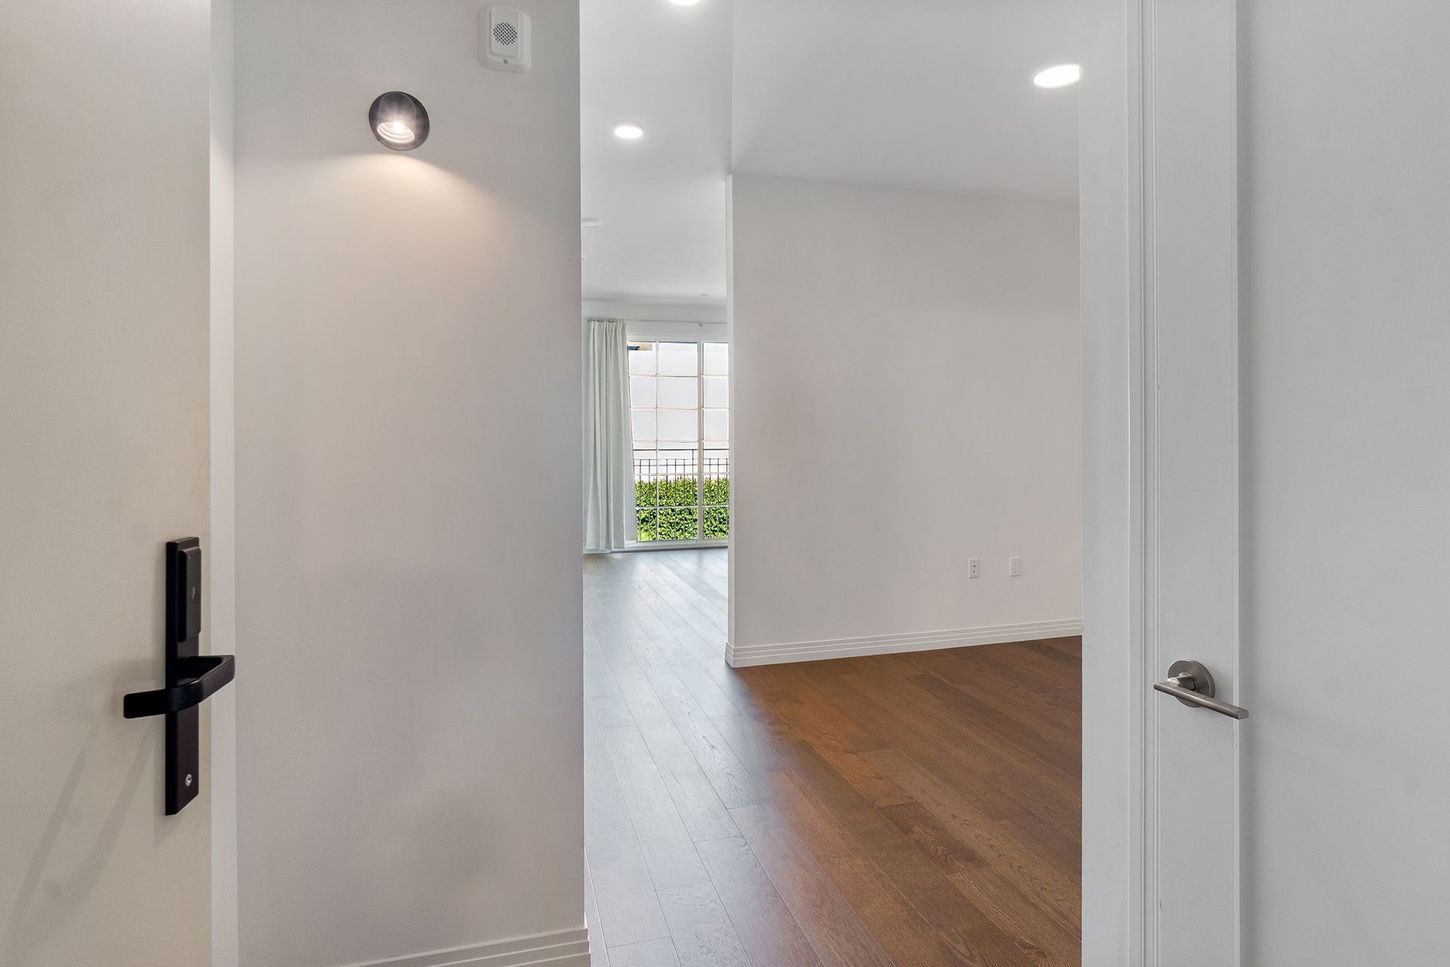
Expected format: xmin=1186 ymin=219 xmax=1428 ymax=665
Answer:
xmin=123 ymin=538 xmax=236 ymax=815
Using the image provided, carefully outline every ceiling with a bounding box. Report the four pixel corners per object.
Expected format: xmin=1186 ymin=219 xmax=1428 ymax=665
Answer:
xmin=580 ymin=0 xmax=732 ymax=304
xmin=580 ymin=0 xmax=1078 ymax=304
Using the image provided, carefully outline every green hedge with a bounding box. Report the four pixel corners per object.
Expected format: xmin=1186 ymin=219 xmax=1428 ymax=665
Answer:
xmin=636 ymin=477 xmax=729 ymax=542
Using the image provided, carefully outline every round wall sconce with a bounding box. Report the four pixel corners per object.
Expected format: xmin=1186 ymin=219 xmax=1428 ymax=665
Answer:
xmin=368 ymin=91 xmax=429 ymax=151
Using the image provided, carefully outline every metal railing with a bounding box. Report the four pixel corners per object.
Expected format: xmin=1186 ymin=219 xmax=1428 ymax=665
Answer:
xmin=633 ymin=451 xmax=730 ymax=543
xmin=633 ymin=453 xmax=729 ymax=486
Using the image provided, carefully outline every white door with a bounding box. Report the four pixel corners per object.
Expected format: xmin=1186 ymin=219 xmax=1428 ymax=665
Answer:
xmin=0 ymin=1 xmax=215 ymax=965
xmin=1142 ymin=0 xmax=1243 ymax=963
xmin=1122 ymin=1 xmax=1450 ymax=964
xmin=1237 ymin=2 xmax=1450 ymax=963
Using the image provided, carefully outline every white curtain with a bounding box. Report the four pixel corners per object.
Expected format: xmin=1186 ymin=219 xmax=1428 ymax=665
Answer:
xmin=584 ymin=319 xmax=634 ymax=552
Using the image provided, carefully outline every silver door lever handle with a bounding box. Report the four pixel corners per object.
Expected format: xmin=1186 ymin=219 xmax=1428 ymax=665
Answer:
xmin=1153 ymin=660 xmax=1249 ymax=719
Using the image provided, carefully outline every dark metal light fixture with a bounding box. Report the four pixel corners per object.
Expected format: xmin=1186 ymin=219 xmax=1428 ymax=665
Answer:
xmin=369 ymin=91 xmax=429 ymax=151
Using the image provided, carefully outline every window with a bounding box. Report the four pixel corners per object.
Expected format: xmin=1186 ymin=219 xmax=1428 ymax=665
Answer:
xmin=629 ymin=340 xmax=729 ymax=544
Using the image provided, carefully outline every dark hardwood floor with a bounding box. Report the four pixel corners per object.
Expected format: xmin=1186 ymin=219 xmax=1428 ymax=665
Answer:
xmin=584 ymin=549 xmax=1081 ymax=967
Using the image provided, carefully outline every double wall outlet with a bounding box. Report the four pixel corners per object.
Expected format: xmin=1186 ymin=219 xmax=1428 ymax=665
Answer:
xmin=969 ymin=556 xmax=1023 ymax=579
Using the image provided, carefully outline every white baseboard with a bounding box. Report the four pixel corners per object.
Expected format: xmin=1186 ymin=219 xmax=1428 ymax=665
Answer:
xmin=336 ymin=927 xmax=591 ymax=967
xmin=725 ymin=618 xmax=1083 ymax=668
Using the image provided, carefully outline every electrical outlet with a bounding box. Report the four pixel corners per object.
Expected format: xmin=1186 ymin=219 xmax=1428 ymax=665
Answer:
xmin=968 ymin=558 xmax=980 ymax=579
xmin=1009 ymin=556 xmax=1022 ymax=577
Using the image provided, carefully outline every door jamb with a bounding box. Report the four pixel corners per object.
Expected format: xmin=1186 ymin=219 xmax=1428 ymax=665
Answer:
xmin=1083 ymin=0 xmax=1243 ymax=963
xmin=1080 ymin=0 xmax=1149 ymax=962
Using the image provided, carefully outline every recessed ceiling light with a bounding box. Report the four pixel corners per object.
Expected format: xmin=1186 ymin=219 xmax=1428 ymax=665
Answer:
xmin=581 ymin=217 xmax=602 ymax=228
xmin=612 ymin=121 xmax=645 ymax=141
xmin=1033 ymin=63 xmax=1081 ymax=89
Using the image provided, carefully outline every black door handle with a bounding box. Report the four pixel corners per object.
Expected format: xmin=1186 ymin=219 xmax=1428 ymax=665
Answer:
xmin=124 ymin=654 xmax=235 ymax=719
xmin=122 ymin=538 xmax=235 ymax=815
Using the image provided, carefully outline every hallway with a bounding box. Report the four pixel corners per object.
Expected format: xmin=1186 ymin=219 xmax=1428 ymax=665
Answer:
xmin=584 ymin=550 xmax=1081 ymax=967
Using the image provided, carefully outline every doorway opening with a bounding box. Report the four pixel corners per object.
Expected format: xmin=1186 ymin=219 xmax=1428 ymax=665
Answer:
xmin=629 ymin=339 xmax=730 ymax=548
xmin=580 ymin=1 xmax=1081 ymax=963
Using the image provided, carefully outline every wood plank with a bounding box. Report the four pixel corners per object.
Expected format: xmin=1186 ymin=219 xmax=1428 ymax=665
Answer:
xmin=909 ymin=672 xmax=1078 ymax=780
xmin=708 ymin=710 xmax=800 ymax=777
xmin=766 ymin=747 xmax=988 ymax=934
xmin=656 ymin=755 xmax=741 ymax=843
xmin=586 ymin=630 xmax=626 ymax=698
xmin=595 ymin=625 xmax=697 ymax=763
xmin=694 ymin=836 xmax=822 ymax=967
xmin=608 ymin=939 xmax=679 ymax=967
xmin=729 ymin=802 xmax=894 ymax=967
xmin=880 ymin=801 xmax=1081 ymax=958
xmin=591 ymin=690 xmax=640 ymax=730
xmin=762 ymin=767 xmax=995 ymax=967
xmin=586 ymin=712 xmax=671 ymax=948
xmin=656 ymin=883 xmax=752 ymax=967
xmin=830 ymin=668 xmax=1078 ymax=833
xmin=862 ymin=748 xmax=1080 ymax=938
xmin=645 ymin=662 xmax=770 ymax=809
xmin=877 ymin=800 xmax=987 ymax=877
xmin=599 ymin=724 xmax=711 ymax=892
xmin=586 ymin=859 xmax=611 ymax=967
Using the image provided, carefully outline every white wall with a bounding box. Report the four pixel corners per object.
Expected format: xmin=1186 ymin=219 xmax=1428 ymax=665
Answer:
xmin=728 ymin=174 xmax=1081 ymax=665
xmin=1238 ymin=2 xmax=1450 ymax=962
xmin=233 ymin=3 xmax=584 ymax=966
xmin=583 ymin=299 xmax=726 ymax=327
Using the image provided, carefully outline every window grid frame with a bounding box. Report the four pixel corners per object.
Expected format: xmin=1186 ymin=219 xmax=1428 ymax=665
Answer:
xmin=629 ymin=338 xmax=729 ymax=547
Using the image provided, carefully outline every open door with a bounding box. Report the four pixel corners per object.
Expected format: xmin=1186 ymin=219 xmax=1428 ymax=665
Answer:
xmin=1089 ymin=1 xmax=1450 ymax=963
xmin=0 ymin=1 xmax=215 ymax=965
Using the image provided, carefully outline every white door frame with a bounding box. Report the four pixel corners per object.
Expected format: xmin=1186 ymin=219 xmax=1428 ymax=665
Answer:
xmin=1081 ymin=0 xmax=1241 ymax=963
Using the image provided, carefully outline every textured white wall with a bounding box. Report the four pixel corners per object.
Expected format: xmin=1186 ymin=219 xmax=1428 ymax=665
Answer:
xmin=729 ymin=175 xmax=1081 ymax=658
xmin=233 ymin=2 xmax=583 ymax=964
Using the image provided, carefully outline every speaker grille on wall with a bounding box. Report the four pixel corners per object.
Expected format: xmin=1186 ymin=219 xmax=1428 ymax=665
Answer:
xmin=481 ymin=7 xmax=531 ymax=72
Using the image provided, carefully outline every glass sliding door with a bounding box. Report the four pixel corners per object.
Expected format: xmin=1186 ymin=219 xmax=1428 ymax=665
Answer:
xmin=629 ymin=339 xmax=730 ymax=546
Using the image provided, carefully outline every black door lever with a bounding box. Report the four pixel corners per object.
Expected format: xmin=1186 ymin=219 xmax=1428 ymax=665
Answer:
xmin=123 ymin=654 xmax=235 ymax=719
xmin=122 ymin=537 xmax=236 ymax=815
